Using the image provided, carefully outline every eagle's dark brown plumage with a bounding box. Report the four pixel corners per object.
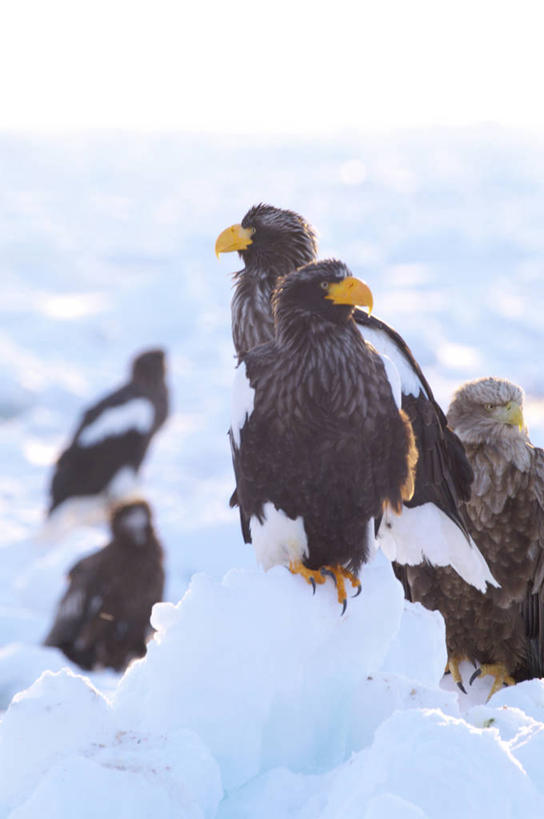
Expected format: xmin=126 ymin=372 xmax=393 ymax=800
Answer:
xmin=44 ymin=500 xmax=164 ymax=672
xmin=230 ymin=260 xmax=418 ymax=611
xmin=406 ymin=377 xmax=544 ymax=696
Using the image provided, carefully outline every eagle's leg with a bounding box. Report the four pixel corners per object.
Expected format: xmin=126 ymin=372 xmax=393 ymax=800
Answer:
xmin=445 ymin=656 xmax=467 ymax=694
xmin=288 ymin=562 xmax=361 ymax=613
xmin=469 ymin=663 xmax=515 ymax=701
xmin=288 ymin=561 xmax=327 ymax=595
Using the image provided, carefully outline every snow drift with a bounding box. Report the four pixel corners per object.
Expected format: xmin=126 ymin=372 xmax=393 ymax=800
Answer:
xmin=3 ymin=555 xmax=544 ymax=817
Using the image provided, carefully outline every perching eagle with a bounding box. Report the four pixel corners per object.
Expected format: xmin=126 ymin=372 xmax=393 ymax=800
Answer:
xmin=216 ymin=204 xmax=496 ymax=595
xmin=407 ymin=377 xmax=544 ymax=696
xmin=44 ymin=500 xmax=164 ymax=671
xmin=45 ymin=349 xmax=169 ymax=537
xmin=230 ymin=259 xmax=418 ymax=611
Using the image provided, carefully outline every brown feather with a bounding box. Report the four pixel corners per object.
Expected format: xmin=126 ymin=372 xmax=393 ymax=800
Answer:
xmin=406 ymin=377 xmax=544 ymax=682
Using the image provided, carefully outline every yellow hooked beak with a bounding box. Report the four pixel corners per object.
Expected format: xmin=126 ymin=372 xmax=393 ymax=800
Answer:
xmin=215 ymin=224 xmax=254 ymax=259
xmin=491 ymin=400 xmax=524 ymax=430
xmin=504 ymin=401 xmax=524 ymax=431
xmin=325 ymin=277 xmax=374 ymax=314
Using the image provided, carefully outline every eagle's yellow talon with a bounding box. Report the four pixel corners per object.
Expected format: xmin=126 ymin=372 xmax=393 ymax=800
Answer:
xmin=288 ymin=561 xmax=326 ymax=589
xmin=289 ymin=561 xmax=361 ymax=613
xmin=473 ymin=663 xmax=515 ymax=701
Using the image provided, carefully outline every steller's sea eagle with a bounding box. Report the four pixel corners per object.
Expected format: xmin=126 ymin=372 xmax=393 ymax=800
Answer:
xmin=45 ymin=349 xmax=169 ymax=537
xmin=216 ymin=205 xmax=496 ymax=602
xmin=230 ymin=260 xmax=418 ymax=611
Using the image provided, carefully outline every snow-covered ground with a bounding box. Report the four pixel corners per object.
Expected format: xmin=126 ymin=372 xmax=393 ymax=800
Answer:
xmin=1 ymin=128 xmax=544 ymax=816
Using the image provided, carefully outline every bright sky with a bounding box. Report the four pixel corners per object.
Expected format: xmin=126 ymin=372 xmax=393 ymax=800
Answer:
xmin=1 ymin=0 xmax=543 ymax=133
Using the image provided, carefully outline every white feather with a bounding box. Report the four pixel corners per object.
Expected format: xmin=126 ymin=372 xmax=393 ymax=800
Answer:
xmin=78 ymin=398 xmax=154 ymax=447
xmin=360 ymin=324 xmax=423 ymax=398
xmin=250 ymin=502 xmax=308 ymax=571
xmin=377 ymin=502 xmax=499 ymax=592
xmin=380 ymin=354 xmax=402 ymax=409
xmin=230 ymin=361 xmax=255 ymax=448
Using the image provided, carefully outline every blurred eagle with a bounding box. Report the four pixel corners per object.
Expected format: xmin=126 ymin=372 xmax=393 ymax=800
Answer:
xmin=45 ymin=349 xmax=169 ymax=537
xmin=230 ymin=259 xmax=418 ymax=611
xmin=217 ymin=204 xmax=496 ymax=594
xmin=408 ymin=377 xmax=544 ymax=696
xmin=44 ymin=500 xmax=164 ymax=671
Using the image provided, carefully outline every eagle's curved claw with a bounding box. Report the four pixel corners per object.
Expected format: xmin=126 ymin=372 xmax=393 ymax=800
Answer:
xmin=446 ymin=655 xmax=468 ymax=693
xmin=469 ymin=667 xmax=482 ymax=686
xmin=351 ymin=584 xmax=362 ymax=598
xmin=341 ymin=598 xmax=347 ymax=616
xmin=310 ymin=577 xmax=316 ymax=595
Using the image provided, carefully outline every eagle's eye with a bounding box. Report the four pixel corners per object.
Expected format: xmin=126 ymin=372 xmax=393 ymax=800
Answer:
xmin=320 ymin=281 xmax=329 ymax=291
xmin=484 ymin=403 xmax=494 ymax=411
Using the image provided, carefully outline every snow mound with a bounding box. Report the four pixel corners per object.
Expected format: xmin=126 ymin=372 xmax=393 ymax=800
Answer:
xmin=115 ymin=555 xmax=405 ymax=790
xmin=348 ymin=708 xmax=544 ymax=817
xmin=0 ymin=553 xmax=450 ymax=814
xmin=5 ymin=554 xmax=544 ymax=819
xmin=220 ymin=709 xmax=544 ymax=818
xmin=0 ymin=670 xmax=222 ymax=818
xmin=3 ymin=554 xmax=544 ymax=816
xmin=0 ymin=643 xmax=120 ymax=711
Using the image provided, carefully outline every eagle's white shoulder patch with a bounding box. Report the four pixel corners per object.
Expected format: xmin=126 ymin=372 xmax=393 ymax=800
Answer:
xmin=230 ymin=361 xmax=255 ymax=448
xmin=361 ymin=324 xmax=423 ymax=398
xmin=380 ymin=354 xmax=402 ymax=410
xmin=78 ymin=398 xmax=154 ymax=447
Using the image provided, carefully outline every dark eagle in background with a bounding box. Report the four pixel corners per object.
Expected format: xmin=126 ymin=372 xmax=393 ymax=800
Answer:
xmin=215 ymin=203 xmax=318 ymax=354
xmin=229 ymin=260 xmax=418 ymax=611
xmin=216 ymin=204 xmax=496 ymax=602
xmin=45 ymin=349 xmax=169 ymax=537
xmin=407 ymin=377 xmax=544 ymax=697
xmin=44 ymin=500 xmax=164 ymax=671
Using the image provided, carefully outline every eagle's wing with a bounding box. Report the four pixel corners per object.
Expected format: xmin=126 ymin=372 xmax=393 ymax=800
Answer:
xmin=355 ymin=310 xmax=473 ymax=526
xmin=43 ymin=552 xmax=102 ymax=653
xmin=354 ymin=311 xmax=495 ymax=592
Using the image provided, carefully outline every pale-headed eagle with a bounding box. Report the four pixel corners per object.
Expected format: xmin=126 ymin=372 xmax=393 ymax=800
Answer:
xmin=45 ymin=349 xmax=169 ymax=537
xmin=229 ymin=259 xmax=418 ymax=611
xmin=44 ymin=500 xmax=164 ymax=671
xmin=407 ymin=377 xmax=544 ymax=697
xmin=216 ymin=204 xmax=496 ymax=597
